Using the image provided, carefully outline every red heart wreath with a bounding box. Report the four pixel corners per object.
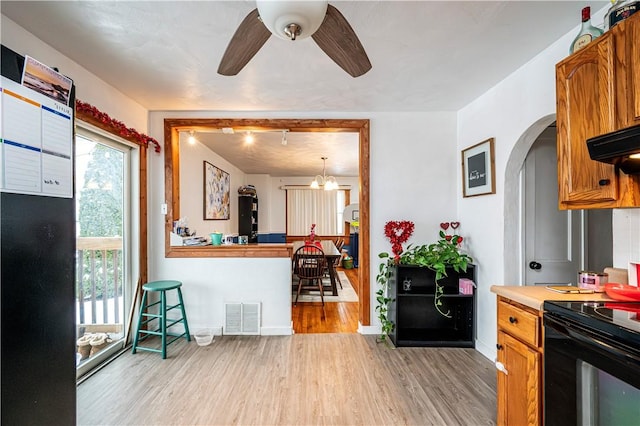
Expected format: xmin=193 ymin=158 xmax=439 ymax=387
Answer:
xmin=384 ymin=220 xmax=415 ymax=260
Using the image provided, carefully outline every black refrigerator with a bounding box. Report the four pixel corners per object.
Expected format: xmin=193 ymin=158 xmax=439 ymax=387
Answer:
xmin=1 ymin=45 xmax=76 ymax=424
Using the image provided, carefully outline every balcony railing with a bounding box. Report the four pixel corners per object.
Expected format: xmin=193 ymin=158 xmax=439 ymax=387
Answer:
xmin=76 ymin=237 xmax=123 ymax=326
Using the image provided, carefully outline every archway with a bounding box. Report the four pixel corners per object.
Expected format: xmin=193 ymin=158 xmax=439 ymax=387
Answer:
xmin=503 ymin=114 xmax=556 ymax=283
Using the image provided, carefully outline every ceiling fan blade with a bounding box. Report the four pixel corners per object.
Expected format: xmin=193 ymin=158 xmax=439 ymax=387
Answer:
xmin=311 ymin=4 xmax=371 ymax=78
xmin=218 ymin=8 xmax=271 ymax=76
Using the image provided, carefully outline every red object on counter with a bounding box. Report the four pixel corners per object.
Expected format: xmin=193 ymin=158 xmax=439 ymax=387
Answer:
xmin=604 ymin=302 xmax=640 ymax=313
xmin=604 ymin=283 xmax=640 ymax=301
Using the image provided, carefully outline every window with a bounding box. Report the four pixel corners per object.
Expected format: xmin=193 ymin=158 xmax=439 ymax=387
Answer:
xmin=286 ymin=189 xmax=346 ymax=235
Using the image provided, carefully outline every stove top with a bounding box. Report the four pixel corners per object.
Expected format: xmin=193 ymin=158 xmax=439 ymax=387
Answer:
xmin=544 ymin=301 xmax=640 ymax=346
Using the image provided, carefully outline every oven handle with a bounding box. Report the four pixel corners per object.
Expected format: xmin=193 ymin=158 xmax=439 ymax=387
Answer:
xmin=544 ymin=313 xmax=640 ymax=364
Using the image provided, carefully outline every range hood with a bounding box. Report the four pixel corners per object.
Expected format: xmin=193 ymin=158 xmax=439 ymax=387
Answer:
xmin=587 ymin=124 xmax=640 ymax=174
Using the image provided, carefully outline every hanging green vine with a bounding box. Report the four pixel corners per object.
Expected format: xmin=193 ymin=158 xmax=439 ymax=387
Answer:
xmin=375 ymin=254 xmax=395 ymax=341
xmin=375 ymin=220 xmax=414 ymax=343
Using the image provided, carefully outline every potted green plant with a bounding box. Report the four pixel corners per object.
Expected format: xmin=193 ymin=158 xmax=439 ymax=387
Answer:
xmin=376 ymin=221 xmax=473 ymax=342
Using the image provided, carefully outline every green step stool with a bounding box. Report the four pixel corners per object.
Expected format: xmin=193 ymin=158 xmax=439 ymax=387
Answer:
xmin=132 ymin=280 xmax=191 ymax=359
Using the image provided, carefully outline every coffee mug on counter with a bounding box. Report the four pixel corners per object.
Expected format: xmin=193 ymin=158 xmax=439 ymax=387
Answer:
xmin=238 ymin=235 xmax=248 ymax=245
xmin=210 ymin=232 xmax=223 ymax=246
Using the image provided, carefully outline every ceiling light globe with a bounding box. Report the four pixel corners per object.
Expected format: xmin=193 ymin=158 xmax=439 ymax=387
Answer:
xmin=257 ymin=0 xmax=328 ymax=41
xmin=325 ymin=176 xmax=338 ymax=190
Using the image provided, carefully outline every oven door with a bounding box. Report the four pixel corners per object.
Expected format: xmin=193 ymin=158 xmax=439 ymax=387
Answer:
xmin=544 ymin=313 xmax=640 ymax=426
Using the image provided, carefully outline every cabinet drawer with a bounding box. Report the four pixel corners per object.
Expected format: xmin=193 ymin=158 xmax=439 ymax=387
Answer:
xmin=498 ymin=300 xmax=539 ymax=347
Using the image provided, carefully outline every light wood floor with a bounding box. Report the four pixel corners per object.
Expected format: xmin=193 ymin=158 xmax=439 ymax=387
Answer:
xmin=292 ymin=267 xmax=359 ymax=334
xmin=77 ymin=334 xmax=496 ymax=425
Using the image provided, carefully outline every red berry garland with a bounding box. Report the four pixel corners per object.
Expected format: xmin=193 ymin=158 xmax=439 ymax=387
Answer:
xmin=75 ymin=100 xmax=161 ymax=153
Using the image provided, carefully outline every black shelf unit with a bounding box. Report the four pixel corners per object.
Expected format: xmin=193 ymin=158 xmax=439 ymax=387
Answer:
xmin=238 ymin=195 xmax=258 ymax=243
xmin=388 ymin=264 xmax=476 ymax=347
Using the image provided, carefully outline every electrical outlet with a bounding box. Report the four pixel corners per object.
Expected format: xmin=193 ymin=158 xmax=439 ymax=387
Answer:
xmin=161 ymin=203 xmax=167 ymax=214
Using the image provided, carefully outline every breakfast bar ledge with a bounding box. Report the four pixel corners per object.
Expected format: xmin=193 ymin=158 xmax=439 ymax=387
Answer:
xmin=166 ymin=243 xmax=294 ymax=258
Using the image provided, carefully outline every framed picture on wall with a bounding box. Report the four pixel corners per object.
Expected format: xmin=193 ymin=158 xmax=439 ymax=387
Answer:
xmin=462 ymin=138 xmax=496 ymax=197
xmin=203 ymin=161 xmax=230 ymax=220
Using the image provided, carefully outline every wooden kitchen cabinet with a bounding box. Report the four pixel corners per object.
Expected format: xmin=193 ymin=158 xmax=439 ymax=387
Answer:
xmin=556 ymin=12 xmax=640 ymax=209
xmin=496 ymin=296 xmax=542 ymax=426
xmin=615 ymin=12 xmax=640 ymax=129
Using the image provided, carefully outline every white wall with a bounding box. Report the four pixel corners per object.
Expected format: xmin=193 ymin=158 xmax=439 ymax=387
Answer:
xmin=612 ymin=209 xmax=640 ymax=271
xmin=1 ymin=16 xmax=148 ymax=131
xmin=456 ymin=6 xmax=626 ymax=360
xmin=179 ymin=135 xmax=245 ymax=238
xmin=148 ymin=110 xmax=459 ymax=333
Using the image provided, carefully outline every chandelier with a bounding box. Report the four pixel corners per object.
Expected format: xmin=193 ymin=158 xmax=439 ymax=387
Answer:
xmin=310 ymin=157 xmax=339 ymax=190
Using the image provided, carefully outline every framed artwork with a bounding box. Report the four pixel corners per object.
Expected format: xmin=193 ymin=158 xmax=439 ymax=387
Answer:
xmin=203 ymin=161 xmax=230 ymax=220
xmin=462 ymin=138 xmax=496 ymax=197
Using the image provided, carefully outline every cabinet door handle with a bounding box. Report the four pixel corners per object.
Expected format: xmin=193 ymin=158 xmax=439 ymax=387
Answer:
xmin=496 ymin=344 xmax=503 ymax=350
xmin=495 ymin=360 xmax=508 ymax=375
xmin=529 ymin=261 xmax=542 ymax=270
xmin=599 ymin=179 xmax=610 ymax=186
xmin=509 ymin=316 xmax=517 ymax=324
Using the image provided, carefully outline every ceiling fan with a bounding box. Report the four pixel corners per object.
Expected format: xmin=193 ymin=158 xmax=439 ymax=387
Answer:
xmin=217 ymin=0 xmax=371 ymax=78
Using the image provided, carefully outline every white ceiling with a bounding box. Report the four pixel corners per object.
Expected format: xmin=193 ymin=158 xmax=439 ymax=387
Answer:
xmin=1 ymin=0 xmax=607 ymax=176
xmin=192 ymin=130 xmax=359 ymax=176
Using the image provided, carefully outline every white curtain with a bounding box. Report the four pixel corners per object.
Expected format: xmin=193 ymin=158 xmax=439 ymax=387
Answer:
xmin=287 ymin=189 xmax=339 ymax=235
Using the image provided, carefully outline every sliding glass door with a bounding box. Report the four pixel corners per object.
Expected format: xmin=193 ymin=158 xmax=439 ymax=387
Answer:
xmin=75 ymin=126 xmax=135 ymax=378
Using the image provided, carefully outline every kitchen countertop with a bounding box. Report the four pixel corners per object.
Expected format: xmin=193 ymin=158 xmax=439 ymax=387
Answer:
xmin=490 ymin=285 xmax=613 ymax=311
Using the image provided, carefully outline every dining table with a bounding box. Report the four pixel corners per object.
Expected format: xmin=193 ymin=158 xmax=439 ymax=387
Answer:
xmin=291 ymin=240 xmax=341 ymax=296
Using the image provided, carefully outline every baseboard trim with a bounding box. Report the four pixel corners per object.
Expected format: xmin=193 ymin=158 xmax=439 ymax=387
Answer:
xmin=260 ymin=325 xmax=293 ymax=336
xmin=358 ymin=323 xmax=381 ymax=335
xmin=474 ymin=338 xmax=494 ymax=361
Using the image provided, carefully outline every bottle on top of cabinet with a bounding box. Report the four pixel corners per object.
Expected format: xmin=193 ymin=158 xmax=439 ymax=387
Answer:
xmin=604 ymin=0 xmax=639 ymax=30
xmin=570 ymin=6 xmax=604 ymax=54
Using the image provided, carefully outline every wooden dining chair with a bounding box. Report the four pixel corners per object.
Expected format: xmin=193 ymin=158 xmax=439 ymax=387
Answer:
xmin=293 ymin=245 xmax=327 ymax=306
xmin=326 ymin=238 xmax=345 ymax=289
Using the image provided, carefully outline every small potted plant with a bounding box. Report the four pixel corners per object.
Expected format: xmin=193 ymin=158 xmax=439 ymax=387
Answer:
xmin=376 ymin=221 xmax=473 ymax=342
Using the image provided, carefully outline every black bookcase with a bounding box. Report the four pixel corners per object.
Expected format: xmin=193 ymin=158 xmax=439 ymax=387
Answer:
xmin=238 ymin=196 xmax=258 ymax=243
xmin=388 ymin=264 xmax=475 ymax=347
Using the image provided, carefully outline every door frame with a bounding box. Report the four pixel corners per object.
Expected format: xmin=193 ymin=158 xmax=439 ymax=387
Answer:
xmin=506 ymin=115 xmax=613 ymax=283
xmin=163 ymin=118 xmax=371 ymax=326
xmin=74 ymin=122 xmax=141 ymax=379
xmin=504 ymin=115 xmax=556 ymax=283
